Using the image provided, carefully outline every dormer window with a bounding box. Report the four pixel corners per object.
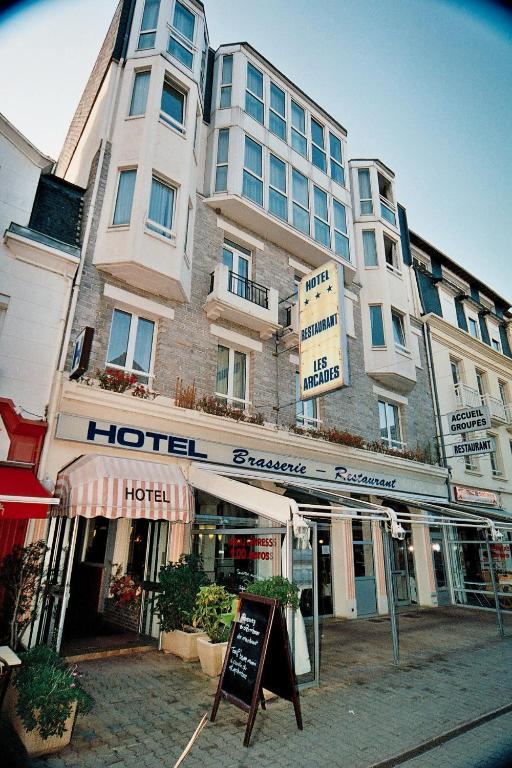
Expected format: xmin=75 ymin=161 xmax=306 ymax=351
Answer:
xmin=168 ymin=1 xmax=195 ymax=70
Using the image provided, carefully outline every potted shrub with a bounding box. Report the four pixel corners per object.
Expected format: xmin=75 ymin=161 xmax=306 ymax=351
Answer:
xmin=244 ymin=575 xmax=300 ymax=610
xmin=193 ymin=585 xmax=237 ymax=677
xmin=155 ymin=554 xmax=209 ymax=660
xmin=4 ymin=645 xmax=94 ymax=758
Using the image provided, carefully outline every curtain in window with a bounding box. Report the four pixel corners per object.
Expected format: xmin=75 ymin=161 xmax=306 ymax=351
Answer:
xmin=233 ymin=351 xmax=246 ymax=402
xmin=217 ymin=129 xmax=229 ymax=164
xmin=358 ymin=169 xmax=372 ymax=199
xmin=291 ymin=102 xmax=305 ymax=132
xmin=173 ymin=1 xmax=194 ymax=40
xmin=247 ymin=63 xmax=263 ymax=97
xmin=216 ymin=345 xmax=229 ymax=396
xmin=370 ymin=306 xmax=385 ymax=346
xmin=133 ymin=318 xmax=154 ymax=373
xmin=270 ymin=155 xmax=286 ymax=191
xmin=333 ymin=199 xmax=346 ymax=232
xmin=107 ymin=310 xmax=131 ymax=367
xmin=142 ymin=0 xmax=160 ymax=30
xmin=130 ymin=71 xmax=150 ymax=116
xmin=363 ymin=230 xmax=377 ymax=266
xmin=270 ymin=83 xmax=285 ymax=115
xmin=161 ymin=81 xmax=184 ymax=123
xmin=244 ymin=137 xmax=262 ymax=176
xmin=149 ymin=178 xmax=174 ymax=232
xmin=292 ymin=169 xmax=308 ymax=208
xmin=221 ymin=55 xmax=233 ymax=85
xmin=314 ymin=187 xmax=328 ymax=221
xmin=113 ymin=170 xmax=136 ymax=225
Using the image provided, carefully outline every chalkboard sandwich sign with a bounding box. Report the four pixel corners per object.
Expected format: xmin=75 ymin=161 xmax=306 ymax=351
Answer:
xmin=211 ymin=593 xmax=303 ymax=747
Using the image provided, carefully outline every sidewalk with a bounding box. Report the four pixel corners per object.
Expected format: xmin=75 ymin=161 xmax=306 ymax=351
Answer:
xmin=2 ymin=607 xmax=511 ymax=768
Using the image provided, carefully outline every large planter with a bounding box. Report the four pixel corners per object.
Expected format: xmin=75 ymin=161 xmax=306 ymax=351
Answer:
xmin=4 ymin=685 xmax=77 ymax=758
xmin=197 ymin=637 xmax=228 ymax=677
xmin=161 ymin=628 xmax=207 ymax=661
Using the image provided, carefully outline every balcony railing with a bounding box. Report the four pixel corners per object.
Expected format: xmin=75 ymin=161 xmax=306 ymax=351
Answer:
xmin=483 ymin=394 xmax=507 ymax=424
xmin=454 ymin=384 xmax=511 ymax=425
xmin=454 ymin=383 xmax=482 ymax=409
xmin=209 ymin=270 xmax=269 ymax=309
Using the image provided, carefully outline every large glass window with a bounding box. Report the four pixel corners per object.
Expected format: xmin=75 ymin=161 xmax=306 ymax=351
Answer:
xmin=369 ymin=305 xmax=385 ymax=347
xmin=269 ymin=154 xmax=287 ymax=221
xmin=358 ymin=169 xmax=373 ymax=214
xmin=220 ymin=54 xmax=233 ymax=108
xmin=333 ymin=199 xmax=349 ymax=260
xmin=245 ymin=62 xmax=264 ymax=124
xmin=147 ymin=176 xmax=175 ymax=238
xmin=384 ymin=234 xmax=400 ymax=272
xmin=269 ymin=82 xmax=286 ymax=141
xmin=129 ymin=70 xmax=150 ymax=116
xmin=292 ymin=168 xmax=309 ymax=235
xmin=362 ymin=230 xmax=378 ymax=266
xmin=138 ymin=0 xmax=160 ymax=49
xmin=391 ymin=310 xmax=407 ymax=349
xmin=160 ymin=78 xmax=186 ymax=132
xmin=291 ymin=101 xmax=307 ymax=157
xmin=329 ymin=132 xmax=344 ymax=186
xmin=106 ymin=308 xmax=155 ymax=383
xmin=468 ymin=316 xmax=479 ymax=339
xmin=168 ymin=1 xmax=195 ymax=69
xmin=311 ymin=117 xmax=326 ymax=172
xmin=379 ymin=400 xmax=403 ymax=449
xmin=215 ymin=344 xmax=248 ymax=407
xmin=242 ymin=136 xmax=263 ymax=205
xmin=295 ymin=372 xmax=319 ymax=428
xmin=215 ymin=129 xmax=229 ymax=192
xmin=113 ymin=169 xmax=136 ymax=226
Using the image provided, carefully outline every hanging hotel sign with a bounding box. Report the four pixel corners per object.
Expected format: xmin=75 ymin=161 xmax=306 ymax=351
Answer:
xmin=446 ymin=405 xmax=491 ymax=434
xmin=298 ymin=261 xmax=347 ymax=400
xmin=453 ymin=486 xmax=499 ymax=506
xmin=450 ymin=436 xmax=495 ymax=458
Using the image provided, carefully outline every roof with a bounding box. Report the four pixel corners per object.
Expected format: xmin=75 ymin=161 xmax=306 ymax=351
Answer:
xmin=0 ymin=112 xmax=54 ymax=169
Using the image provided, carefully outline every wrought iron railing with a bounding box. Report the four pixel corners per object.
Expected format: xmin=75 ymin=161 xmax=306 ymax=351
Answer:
xmin=209 ymin=269 xmax=269 ymax=309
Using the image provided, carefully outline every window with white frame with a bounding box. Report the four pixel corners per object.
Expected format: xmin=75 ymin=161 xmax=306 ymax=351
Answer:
xmin=379 ymin=400 xmax=403 ymax=450
xmin=329 ymin=133 xmax=344 ymax=186
xmin=215 ymin=129 xmax=229 ymax=192
xmin=160 ymin=77 xmax=186 ymax=132
xmin=499 ymin=381 xmax=509 ymax=406
xmin=138 ymin=0 xmax=160 ymax=49
xmin=311 ymin=117 xmax=326 ymax=172
xmin=333 ymin=199 xmax=349 ymax=260
xmin=358 ymin=169 xmax=373 ymax=214
xmin=220 ymin=54 xmax=233 ymax=108
xmin=129 ymin=70 xmax=150 ymax=116
xmin=461 ymin=432 xmax=478 ymax=472
xmin=467 ymin=315 xmax=479 ymax=339
xmin=292 ymin=168 xmax=309 ymax=235
xmin=450 ymin=358 xmax=462 ymax=387
xmin=313 ymin=186 xmax=329 ymax=247
xmin=113 ymin=169 xmax=137 ymax=226
xmin=268 ymin=154 xmax=287 ymax=221
xmin=362 ymin=229 xmax=378 ymax=267
xmin=291 ymin=100 xmax=307 ymax=157
xmin=269 ymin=82 xmax=286 ymax=141
xmin=215 ymin=344 xmax=248 ymax=407
xmin=438 ymin=287 xmax=457 ymax=326
xmin=295 ymin=372 xmax=319 ymax=428
xmin=242 ymin=136 xmax=263 ymax=205
xmin=378 ymin=172 xmax=396 ymax=226
xmin=476 ymin=370 xmax=486 ymax=398
xmin=245 ymin=62 xmax=264 ymax=124
xmin=384 ymin=234 xmax=400 ymax=272
xmin=146 ymin=175 xmax=176 ymax=238
xmin=492 ymin=336 xmax=502 ymax=353
xmin=223 ymin=239 xmax=251 ymax=297
xmin=391 ymin=310 xmax=407 ymax=350
xmin=168 ymin=1 xmax=195 ymax=69
xmin=106 ymin=308 xmax=155 ymax=383
xmin=369 ymin=305 xmax=385 ymax=347
xmin=490 ymin=440 xmax=502 ymax=477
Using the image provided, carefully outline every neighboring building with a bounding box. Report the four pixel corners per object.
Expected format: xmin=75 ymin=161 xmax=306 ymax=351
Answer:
xmin=411 ymin=232 xmax=512 ymax=611
xmin=0 ymin=114 xmax=83 ymax=566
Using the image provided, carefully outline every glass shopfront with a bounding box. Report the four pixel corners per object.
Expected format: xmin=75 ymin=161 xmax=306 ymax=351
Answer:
xmin=448 ymin=526 xmax=512 ymax=610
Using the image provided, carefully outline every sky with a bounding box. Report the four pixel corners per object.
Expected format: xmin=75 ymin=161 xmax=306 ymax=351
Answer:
xmin=0 ymin=0 xmax=511 ymax=300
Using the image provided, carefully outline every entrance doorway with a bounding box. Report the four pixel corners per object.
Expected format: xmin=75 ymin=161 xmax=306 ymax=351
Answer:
xmin=391 ymin=524 xmax=417 ymax=606
xmin=430 ymin=527 xmax=451 ymax=607
xmin=317 ymin=527 xmax=333 ymax=616
xmin=352 ymin=518 xmax=377 ymax=616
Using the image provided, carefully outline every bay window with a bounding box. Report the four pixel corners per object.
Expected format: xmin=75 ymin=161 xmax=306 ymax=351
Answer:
xmin=160 ymin=78 xmax=186 ymax=132
xmin=246 ymin=62 xmax=264 ymax=124
xmin=329 ymin=133 xmax=344 ymax=186
xmin=313 ymin=186 xmax=329 ymax=247
xmin=129 ymin=70 xmax=150 ymax=117
xmin=333 ymin=199 xmax=349 ymax=260
xmin=220 ymin=54 xmax=233 ymax=108
xmin=362 ymin=230 xmax=378 ymax=266
xmin=113 ymin=169 xmax=136 ymax=226
xmin=242 ymin=136 xmax=263 ymax=205
xmin=215 ymin=129 xmax=229 ymax=192
xmin=269 ymin=154 xmax=287 ymax=221
xmin=147 ymin=175 xmax=176 ymax=238
xmin=358 ymin=169 xmax=373 ymax=215
xmin=216 ymin=344 xmax=248 ymax=407
xmin=379 ymin=400 xmax=403 ymax=450
xmin=269 ymin=82 xmax=286 ymax=141
xmin=291 ymin=101 xmax=307 ymax=157
xmin=106 ymin=309 xmax=155 ymax=383
xmin=138 ymin=0 xmax=160 ymax=49
xmin=311 ymin=117 xmax=326 ymax=172
xmin=168 ymin=1 xmax=195 ymax=69
xmin=384 ymin=234 xmax=400 ymax=272
xmin=391 ymin=310 xmax=407 ymax=350
xmin=292 ymin=168 xmax=309 ymax=235
xmin=370 ymin=305 xmax=385 ymax=347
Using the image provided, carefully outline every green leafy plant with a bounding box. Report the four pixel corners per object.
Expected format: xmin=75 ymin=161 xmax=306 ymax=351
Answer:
xmin=244 ymin=576 xmax=299 ymax=610
xmin=13 ymin=646 xmax=94 ymax=740
xmin=0 ymin=540 xmax=46 ymax=650
xmin=155 ymin=554 xmax=209 ymax=632
xmin=193 ymin=585 xmax=237 ymax=644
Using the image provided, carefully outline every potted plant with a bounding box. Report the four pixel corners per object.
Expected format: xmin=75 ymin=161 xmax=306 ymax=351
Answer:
xmin=155 ymin=554 xmax=209 ymax=660
xmin=193 ymin=585 xmax=237 ymax=677
xmin=244 ymin=575 xmax=300 ymax=610
xmin=4 ymin=645 xmax=94 ymax=758
xmin=0 ymin=540 xmax=46 ymax=650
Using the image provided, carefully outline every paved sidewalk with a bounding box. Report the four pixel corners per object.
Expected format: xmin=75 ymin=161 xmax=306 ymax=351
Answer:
xmin=2 ymin=608 xmax=511 ymax=768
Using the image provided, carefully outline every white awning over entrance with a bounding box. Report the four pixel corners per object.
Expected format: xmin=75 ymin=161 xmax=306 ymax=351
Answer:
xmin=55 ymin=454 xmax=194 ymax=522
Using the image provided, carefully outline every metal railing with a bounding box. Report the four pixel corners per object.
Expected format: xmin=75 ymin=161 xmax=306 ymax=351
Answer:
xmin=209 ymin=269 xmax=269 ymax=309
xmin=454 ymin=382 xmax=482 ymax=409
xmin=454 ymin=384 xmax=511 ymax=425
xmin=483 ymin=394 xmax=507 ymax=423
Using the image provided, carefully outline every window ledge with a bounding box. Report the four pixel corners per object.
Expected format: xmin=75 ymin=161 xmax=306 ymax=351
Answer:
xmin=464 ymin=468 xmax=483 ymax=476
xmin=107 ymin=224 xmax=130 ymax=232
xmin=158 ymin=117 xmax=187 ymax=139
xmin=144 ymin=226 xmax=177 ymax=246
xmin=395 ymin=345 xmax=411 ymax=358
xmin=386 ymin=264 xmax=403 ymax=278
xmin=125 ymin=114 xmax=145 ymax=122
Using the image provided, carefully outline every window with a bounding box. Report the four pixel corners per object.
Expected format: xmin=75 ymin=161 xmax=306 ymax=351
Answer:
xmin=379 ymin=400 xmax=403 ymax=450
xmin=168 ymin=1 xmax=195 ymax=69
xmin=476 ymin=370 xmax=486 ymax=398
xmin=333 ymin=199 xmax=349 ymax=260
xmin=184 ymin=203 xmax=192 ymax=255
xmin=492 ymin=337 xmax=502 ymax=353
xmin=384 ymin=235 xmax=400 ymax=272
xmin=468 ymin=316 xmax=479 ymax=339
xmin=215 ymin=129 xmax=229 ymax=192
xmin=220 ymin=54 xmax=233 ymax=108
xmin=223 ymin=239 xmax=251 ymax=281
xmin=439 ymin=288 xmax=457 ymax=326
xmin=291 ymin=101 xmax=307 ymax=157
xmin=499 ymin=381 xmax=508 ymax=406
xmin=329 ymin=133 xmax=344 ymax=186
xmin=378 ymin=172 xmax=393 ymax=204
xmin=391 ymin=310 xmax=407 ymax=349
xmin=490 ymin=442 xmax=502 ymax=477
xmin=113 ymin=169 xmax=136 ymax=226
xmin=199 ymin=31 xmax=208 ymax=94
xmin=313 ymin=186 xmax=329 ymax=247
xmin=269 ymin=154 xmax=287 ymax=221
xmin=106 ymin=308 xmax=155 ymax=383
xmin=295 ymin=372 xmax=319 ymax=428
xmin=216 ymin=344 xmax=248 ymax=407
xmin=292 ymin=168 xmax=309 ymax=235
xmin=311 ymin=117 xmax=326 ymax=172
xmin=370 ymin=305 xmax=385 ymax=347
xmin=138 ymin=0 xmax=160 ymax=49
xmin=147 ymin=175 xmax=175 ymax=238
xmin=160 ymin=78 xmax=186 ymax=132
xmin=242 ymin=136 xmax=263 ymax=205
xmin=269 ymin=82 xmax=286 ymax=141
xmin=450 ymin=358 xmax=461 ymax=387
xmin=358 ymin=169 xmax=373 ymax=214
xmin=461 ymin=432 xmax=478 ymax=472
xmin=129 ymin=70 xmax=150 ymax=116
xmin=362 ymin=230 xmax=378 ymax=266
xmin=246 ymin=62 xmax=264 ymax=124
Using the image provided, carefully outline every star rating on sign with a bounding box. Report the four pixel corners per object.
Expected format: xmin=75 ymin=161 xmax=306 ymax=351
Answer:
xmin=315 ymin=292 xmax=321 ymax=299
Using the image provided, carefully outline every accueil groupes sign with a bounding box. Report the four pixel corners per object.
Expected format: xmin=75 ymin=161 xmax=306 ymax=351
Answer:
xmin=298 ymin=261 xmax=348 ymax=400
xmin=446 ymin=405 xmax=491 ymax=434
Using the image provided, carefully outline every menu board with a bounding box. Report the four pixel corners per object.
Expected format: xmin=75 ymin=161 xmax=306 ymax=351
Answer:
xmin=221 ymin=598 xmax=270 ymax=708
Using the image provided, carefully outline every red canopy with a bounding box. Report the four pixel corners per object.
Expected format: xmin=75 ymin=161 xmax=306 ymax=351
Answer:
xmin=0 ymin=466 xmax=52 ymax=520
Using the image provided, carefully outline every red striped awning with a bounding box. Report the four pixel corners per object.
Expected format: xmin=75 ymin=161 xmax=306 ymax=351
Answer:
xmin=0 ymin=466 xmax=53 ymax=520
xmin=55 ymin=455 xmax=194 ymax=522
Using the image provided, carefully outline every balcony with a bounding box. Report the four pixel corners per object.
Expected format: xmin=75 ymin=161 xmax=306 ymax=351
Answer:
xmin=281 ymin=302 xmax=299 ymax=350
xmin=205 ymin=263 xmax=280 ymax=340
xmin=454 ymin=385 xmax=511 ymax=427
xmin=454 ymin=383 xmax=482 ymax=409
xmin=483 ymin=394 xmax=508 ymax=425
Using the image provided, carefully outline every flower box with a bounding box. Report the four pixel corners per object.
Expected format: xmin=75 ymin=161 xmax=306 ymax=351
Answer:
xmin=161 ymin=628 xmax=207 ymax=661
xmin=4 ymin=686 xmax=77 ymax=758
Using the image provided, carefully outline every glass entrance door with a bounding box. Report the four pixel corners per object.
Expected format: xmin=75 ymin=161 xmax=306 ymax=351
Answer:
xmin=430 ymin=527 xmax=451 ymax=606
xmin=352 ymin=518 xmax=377 ymax=616
xmin=391 ymin=525 xmax=417 ymax=606
xmin=317 ymin=527 xmax=333 ymax=615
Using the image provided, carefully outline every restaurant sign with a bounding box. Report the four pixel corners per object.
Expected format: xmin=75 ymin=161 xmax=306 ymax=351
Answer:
xmin=55 ymin=413 xmax=444 ymax=497
xmin=450 ymin=436 xmax=495 ymax=458
xmin=298 ymin=261 xmax=348 ymax=399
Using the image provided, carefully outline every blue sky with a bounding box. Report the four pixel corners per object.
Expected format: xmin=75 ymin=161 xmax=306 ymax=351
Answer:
xmin=0 ymin=0 xmax=511 ymax=300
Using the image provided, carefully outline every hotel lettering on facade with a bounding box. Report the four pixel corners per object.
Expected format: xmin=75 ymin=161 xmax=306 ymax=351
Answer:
xmin=12 ymin=0 xmax=512 ymax=657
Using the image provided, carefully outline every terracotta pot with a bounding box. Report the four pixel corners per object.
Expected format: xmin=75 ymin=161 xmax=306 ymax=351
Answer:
xmin=161 ymin=629 xmax=207 ymax=661
xmin=4 ymin=686 xmax=77 ymax=758
xmin=197 ymin=637 xmax=228 ymax=677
